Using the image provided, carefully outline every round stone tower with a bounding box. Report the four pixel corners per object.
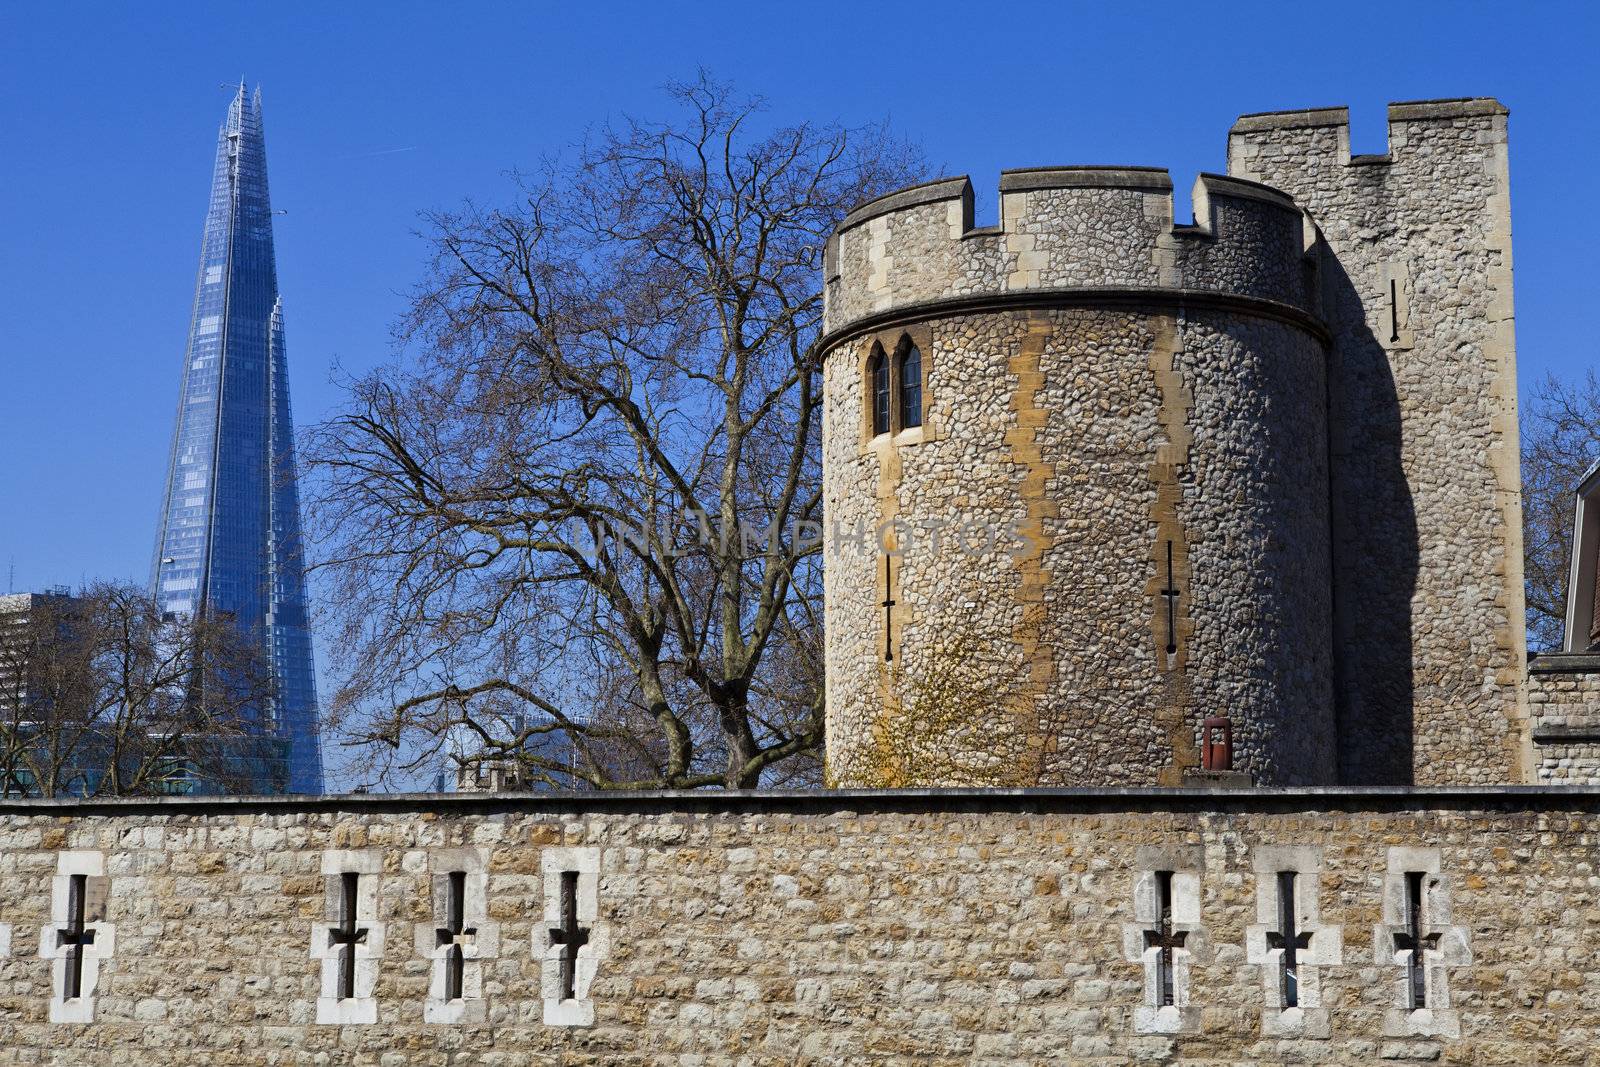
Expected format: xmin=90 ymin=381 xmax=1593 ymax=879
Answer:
xmin=820 ymin=167 xmax=1336 ymax=787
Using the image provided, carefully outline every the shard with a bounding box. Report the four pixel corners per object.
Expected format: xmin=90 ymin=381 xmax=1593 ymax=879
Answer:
xmin=151 ymin=83 xmax=323 ymax=794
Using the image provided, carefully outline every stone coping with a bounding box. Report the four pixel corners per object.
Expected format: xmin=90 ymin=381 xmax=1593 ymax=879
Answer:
xmin=837 ymin=175 xmax=968 ymax=233
xmin=1388 ymin=97 xmax=1508 ymax=120
xmin=5 ymin=784 xmax=1600 ymax=818
xmin=835 ymin=168 xmax=1300 ymax=236
xmin=1529 ymin=652 xmax=1600 ymax=674
xmin=1230 ymin=106 xmax=1349 ymax=133
xmin=997 ymin=166 xmax=1172 ymax=193
xmin=986 ymin=169 xmax=1298 ymax=213
xmin=1229 ymin=98 xmax=1506 ymax=135
xmin=1196 ymin=172 xmax=1299 ymax=212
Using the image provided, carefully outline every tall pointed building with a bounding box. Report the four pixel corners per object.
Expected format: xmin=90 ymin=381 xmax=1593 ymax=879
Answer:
xmin=152 ymin=84 xmax=324 ymax=794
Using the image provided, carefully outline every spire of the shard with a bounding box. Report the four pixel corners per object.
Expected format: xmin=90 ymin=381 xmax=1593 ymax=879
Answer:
xmin=151 ymin=84 xmax=323 ymax=795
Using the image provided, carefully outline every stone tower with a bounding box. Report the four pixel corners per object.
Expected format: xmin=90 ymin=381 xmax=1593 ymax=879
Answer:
xmin=1227 ymin=99 xmax=1526 ymax=785
xmin=820 ymin=99 xmax=1527 ymax=788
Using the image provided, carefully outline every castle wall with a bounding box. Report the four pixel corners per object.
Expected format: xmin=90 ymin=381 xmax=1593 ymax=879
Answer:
xmin=1227 ymin=100 xmax=1530 ymax=786
xmin=821 ymin=172 xmax=1333 ymax=787
xmin=1528 ymin=654 xmax=1600 ymax=782
xmin=0 ymin=790 xmax=1596 ymax=1064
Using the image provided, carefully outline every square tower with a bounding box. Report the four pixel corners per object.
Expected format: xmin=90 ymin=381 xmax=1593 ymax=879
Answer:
xmin=1228 ymin=99 xmax=1528 ymax=784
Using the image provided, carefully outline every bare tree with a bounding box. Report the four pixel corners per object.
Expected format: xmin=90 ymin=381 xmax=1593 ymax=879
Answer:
xmin=0 ymin=582 xmax=279 ymax=797
xmin=308 ymin=75 xmax=921 ymax=789
xmin=1522 ymin=370 xmax=1600 ymax=651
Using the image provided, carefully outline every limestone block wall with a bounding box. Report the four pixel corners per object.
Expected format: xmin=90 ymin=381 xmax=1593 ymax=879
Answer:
xmin=1528 ymin=654 xmax=1600 ymax=782
xmin=0 ymin=790 xmax=1596 ymax=1065
xmin=1227 ymin=99 xmax=1529 ymax=786
xmin=820 ymin=169 xmax=1333 ymax=787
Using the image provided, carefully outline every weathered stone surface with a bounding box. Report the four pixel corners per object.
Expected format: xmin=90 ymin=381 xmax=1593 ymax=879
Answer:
xmin=0 ymin=790 xmax=1594 ymax=1063
xmin=822 ymin=302 xmax=1334 ymax=787
xmin=1227 ymin=99 xmax=1528 ymax=785
xmin=1528 ymin=657 xmax=1600 ymax=782
xmin=822 ymin=97 xmax=1531 ymax=789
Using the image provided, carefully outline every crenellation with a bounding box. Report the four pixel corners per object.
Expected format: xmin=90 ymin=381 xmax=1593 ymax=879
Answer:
xmin=823 ymin=167 xmax=1319 ymax=340
xmin=1172 ymin=174 xmax=1311 ymax=307
xmin=825 ymin=96 xmax=1536 ymax=792
xmin=6 ymin=93 xmax=1589 ymax=1064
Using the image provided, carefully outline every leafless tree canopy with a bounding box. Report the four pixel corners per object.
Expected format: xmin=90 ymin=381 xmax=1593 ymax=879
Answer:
xmin=1522 ymin=370 xmax=1600 ymax=651
xmin=0 ymin=582 xmax=279 ymax=797
xmin=308 ymin=76 xmax=922 ymax=789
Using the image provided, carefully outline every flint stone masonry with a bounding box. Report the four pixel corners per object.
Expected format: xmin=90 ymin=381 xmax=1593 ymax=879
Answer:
xmin=0 ymin=789 xmax=1595 ymax=1064
xmin=823 ymin=98 xmax=1532 ymax=789
xmin=823 ymin=306 xmax=1333 ymax=787
xmin=823 ymin=169 xmax=1316 ymax=333
xmin=1227 ymin=99 xmax=1529 ymax=785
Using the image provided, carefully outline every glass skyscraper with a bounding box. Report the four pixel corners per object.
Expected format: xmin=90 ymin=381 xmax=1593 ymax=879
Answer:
xmin=151 ymin=84 xmax=324 ymax=794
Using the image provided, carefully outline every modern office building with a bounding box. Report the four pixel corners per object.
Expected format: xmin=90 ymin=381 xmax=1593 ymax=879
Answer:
xmin=151 ymin=83 xmax=323 ymax=794
xmin=0 ymin=589 xmax=78 ymax=721
xmin=0 ymin=590 xmax=98 ymax=797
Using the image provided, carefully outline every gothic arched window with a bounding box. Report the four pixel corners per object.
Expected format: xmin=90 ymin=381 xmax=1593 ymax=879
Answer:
xmin=897 ymin=341 xmax=922 ymax=429
xmin=868 ymin=347 xmax=890 ymax=436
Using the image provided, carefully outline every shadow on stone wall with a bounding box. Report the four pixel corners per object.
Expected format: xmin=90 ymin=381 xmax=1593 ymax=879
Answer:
xmin=1323 ymin=254 xmax=1418 ymax=784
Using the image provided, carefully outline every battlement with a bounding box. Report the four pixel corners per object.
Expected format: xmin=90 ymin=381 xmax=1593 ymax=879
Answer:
xmin=823 ymin=166 xmax=1316 ymax=338
xmin=1228 ymin=97 xmax=1509 ymax=174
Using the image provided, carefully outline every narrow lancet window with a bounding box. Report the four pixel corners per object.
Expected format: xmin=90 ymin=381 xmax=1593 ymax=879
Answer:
xmin=60 ymin=875 xmax=93 ymax=1002
xmin=881 ymin=555 xmax=896 ymax=663
xmin=868 ymin=348 xmax=890 ymax=436
xmin=1278 ymin=872 xmax=1298 ymax=1007
xmin=1160 ymin=541 xmax=1180 ymax=656
xmin=897 ymin=342 xmax=922 ymax=429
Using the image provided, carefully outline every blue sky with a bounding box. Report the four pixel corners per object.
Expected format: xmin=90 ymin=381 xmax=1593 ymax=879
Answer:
xmin=0 ymin=0 xmax=1595 ymax=599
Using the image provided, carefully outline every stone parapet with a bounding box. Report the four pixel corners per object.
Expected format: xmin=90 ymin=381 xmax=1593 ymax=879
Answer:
xmin=0 ymin=789 xmax=1594 ymax=1063
xmin=1227 ymin=98 xmax=1509 ymax=166
xmin=823 ymin=168 xmax=1317 ymax=338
